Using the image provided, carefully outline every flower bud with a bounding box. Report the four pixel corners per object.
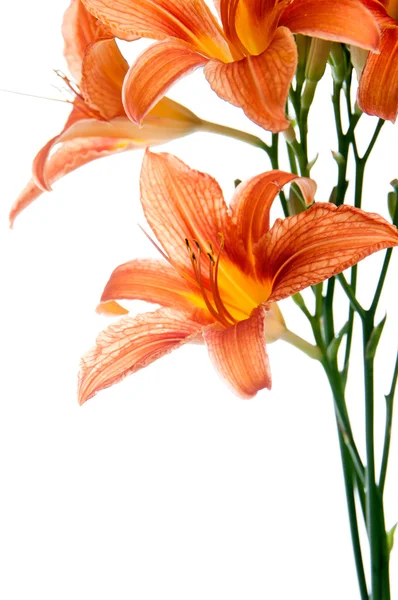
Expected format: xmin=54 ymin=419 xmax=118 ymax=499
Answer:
xmin=329 ymin=43 xmax=348 ymax=83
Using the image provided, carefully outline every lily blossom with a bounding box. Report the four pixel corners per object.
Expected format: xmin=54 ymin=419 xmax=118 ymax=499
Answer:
xmin=353 ymin=0 xmax=398 ymax=122
xmin=78 ymin=151 xmax=398 ymax=403
xmin=9 ymin=0 xmax=203 ymax=226
xmin=81 ymin=0 xmax=380 ymax=132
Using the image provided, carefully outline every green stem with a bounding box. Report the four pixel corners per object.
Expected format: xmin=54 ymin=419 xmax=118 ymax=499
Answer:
xmin=321 ymin=360 xmax=368 ymax=598
xmin=201 ymin=120 xmax=271 ymax=154
xmin=269 ymin=133 xmax=289 ymax=217
xmin=337 ymin=274 xmax=366 ymax=319
xmin=362 ymin=319 xmax=384 ymax=600
xmin=379 ymin=350 xmax=398 ymax=495
xmin=280 ymin=328 xmax=322 ymax=360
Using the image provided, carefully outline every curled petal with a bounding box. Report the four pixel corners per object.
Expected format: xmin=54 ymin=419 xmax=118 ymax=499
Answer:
xmin=122 ymin=40 xmax=207 ymax=124
xmin=100 ymin=258 xmax=205 ymax=312
xmin=78 ymin=308 xmax=203 ymax=404
xmin=81 ymin=0 xmax=229 ymax=55
xmin=203 ymin=305 xmax=271 ymax=399
xmin=11 ymin=105 xmax=201 ymax=226
xmin=62 ymin=0 xmax=113 ymax=81
xmin=228 ymin=170 xmax=316 ymax=263
xmin=10 ymin=136 xmax=137 ymax=227
xmin=255 ymin=203 xmax=398 ymax=302
xmin=204 ymin=27 xmax=297 ymax=131
xmin=219 ymin=0 xmax=285 ymax=55
xmin=96 ymin=301 xmax=129 ymax=316
xmin=280 ymin=0 xmax=381 ymax=50
xmin=80 ymin=38 xmax=128 ymax=119
xmin=358 ymin=26 xmax=398 ymax=122
xmin=358 ymin=0 xmax=396 ymax=27
xmin=140 ymin=150 xmax=228 ymax=271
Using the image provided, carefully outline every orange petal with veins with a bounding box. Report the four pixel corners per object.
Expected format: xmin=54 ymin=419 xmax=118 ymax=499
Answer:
xmin=11 ymin=104 xmax=201 ymax=226
xmin=204 ymin=27 xmax=297 ymax=132
xmin=219 ymin=0 xmax=285 ymax=55
xmin=62 ymin=0 xmax=113 ymax=81
xmin=100 ymin=258 xmax=204 ymax=313
xmin=358 ymin=26 xmax=398 ymax=122
xmin=31 ymin=107 xmax=85 ymax=191
xmin=280 ymin=0 xmax=380 ymax=50
xmin=122 ymin=40 xmax=207 ymax=125
xmin=10 ymin=136 xmax=137 ymax=227
xmin=228 ymin=170 xmax=316 ymax=264
xmin=203 ymin=305 xmax=271 ymax=398
xmin=358 ymin=0 xmax=396 ymax=27
xmin=78 ymin=307 xmax=203 ymax=404
xmin=81 ymin=0 xmax=228 ymax=53
xmin=140 ymin=151 xmax=228 ymax=271
xmin=80 ymin=38 xmax=129 ymax=119
xmin=255 ymin=203 xmax=398 ymax=302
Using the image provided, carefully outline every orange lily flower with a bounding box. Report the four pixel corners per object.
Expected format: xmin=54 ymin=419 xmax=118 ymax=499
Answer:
xmin=78 ymin=151 xmax=398 ymax=403
xmin=9 ymin=0 xmax=203 ymax=226
xmin=354 ymin=0 xmax=398 ymax=122
xmin=81 ymin=0 xmax=380 ymax=132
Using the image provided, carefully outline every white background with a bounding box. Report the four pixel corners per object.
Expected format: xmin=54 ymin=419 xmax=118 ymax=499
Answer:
xmin=1 ymin=2 xmax=397 ymax=598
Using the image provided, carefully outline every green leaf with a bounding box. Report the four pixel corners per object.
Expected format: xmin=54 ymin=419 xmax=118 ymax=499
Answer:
xmin=387 ymin=522 xmax=397 ymax=554
xmin=365 ymin=315 xmax=387 ymax=360
xmin=327 ymin=322 xmax=349 ymax=362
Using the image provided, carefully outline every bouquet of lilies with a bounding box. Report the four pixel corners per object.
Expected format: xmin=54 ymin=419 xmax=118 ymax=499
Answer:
xmin=9 ymin=0 xmax=398 ymax=598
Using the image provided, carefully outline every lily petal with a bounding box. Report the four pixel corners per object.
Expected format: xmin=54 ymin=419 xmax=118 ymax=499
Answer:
xmin=62 ymin=0 xmax=113 ymax=81
xmin=122 ymin=40 xmax=208 ymax=124
xmin=31 ymin=107 xmax=85 ymax=191
xmin=140 ymin=151 xmax=228 ymax=270
xmin=96 ymin=301 xmax=129 ymax=316
xmin=358 ymin=0 xmax=396 ymax=27
xmin=203 ymin=305 xmax=271 ymax=398
xmin=12 ymin=102 xmax=201 ymax=226
xmin=280 ymin=0 xmax=381 ymax=50
xmin=255 ymin=203 xmax=398 ymax=302
xmin=100 ymin=258 xmax=205 ymax=313
xmin=81 ymin=0 xmax=229 ymax=54
xmin=78 ymin=307 xmax=203 ymax=404
xmin=228 ymin=170 xmax=316 ymax=263
xmin=358 ymin=25 xmax=398 ymax=122
xmin=80 ymin=38 xmax=128 ymax=119
xmin=204 ymin=27 xmax=297 ymax=131
xmin=10 ymin=136 xmax=137 ymax=227
xmin=219 ymin=0 xmax=285 ymax=55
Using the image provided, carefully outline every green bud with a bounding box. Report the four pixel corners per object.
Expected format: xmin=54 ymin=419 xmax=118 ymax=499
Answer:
xmin=305 ymin=39 xmax=332 ymax=83
xmin=288 ymin=184 xmax=306 ymax=216
xmin=329 ymin=43 xmax=347 ymax=84
xmin=388 ymin=191 xmax=397 ymax=222
xmin=332 ymin=151 xmax=346 ymax=166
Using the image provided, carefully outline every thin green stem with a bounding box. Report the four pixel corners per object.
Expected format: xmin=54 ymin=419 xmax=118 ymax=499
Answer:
xmin=337 ymin=274 xmax=366 ymax=319
xmin=363 ymin=319 xmax=384 ymax=600
xmin=200 ymin=120 xmax=271 ymax=154
xmin=379 ymin=350 xmax=398 ymax=495
xmin=321 ymin=359 xmax=368 ymax=597
xmin=269 ymin=133 xmax=289 ymax=217
xmin=370 ymin=248 xmax=393 ymax=316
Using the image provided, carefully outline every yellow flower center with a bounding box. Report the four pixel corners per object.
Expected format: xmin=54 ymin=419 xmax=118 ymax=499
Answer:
xmin=185 ymin=234 xmax=271 ymax=326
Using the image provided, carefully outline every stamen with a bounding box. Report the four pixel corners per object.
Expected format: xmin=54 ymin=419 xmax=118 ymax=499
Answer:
xmin=0 ymin=88 xmax=71 ymax=104
xmin=53 ymin=69 xmax=105 ymax=120
xmin=189 ymin=244 xmax=228 ymax=325
xmin=209 ymin=235 xmax=237 ymax=325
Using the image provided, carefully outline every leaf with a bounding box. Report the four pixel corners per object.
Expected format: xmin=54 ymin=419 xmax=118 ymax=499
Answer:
xmin=365 ymin=315 xmax=387 ymax=360
xmin=326 ymin=321 xmax=349 ymax=362
xmin=387 ymin=522 xmax=397 ymax=555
